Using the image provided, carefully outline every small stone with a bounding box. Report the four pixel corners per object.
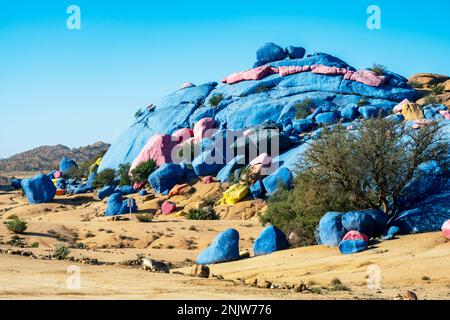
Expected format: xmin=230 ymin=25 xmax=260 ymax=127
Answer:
xmin=142 ymin=258 xmax=170 ymax=273
xmin=405 ymin=290 xmax=418 ymax=300
xmin=191 ymin=264 xmax=210 ymax=278
xmin=293 ymin=282 xmax=308 ymax=293
xmin=239 ymin=251 xmax=250 ymax=259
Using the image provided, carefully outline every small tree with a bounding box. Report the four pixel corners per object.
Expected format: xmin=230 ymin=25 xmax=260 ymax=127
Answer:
xmin=93 ymin=169 xmax=116 ymax=188
xmin=209 ymin=94 xmax=223 ymax=107
xmin=118 ymin=163 xmax=132 ymax=186
xmin=53 ymin=244 xmax=71 ymax=260
xmin=294 ymin=99 xmax=314 ymax=119
xmin=130 ymin=159 xmax=158 ymax=185
xmin=370 ymin=64 xmax=386 ymax=76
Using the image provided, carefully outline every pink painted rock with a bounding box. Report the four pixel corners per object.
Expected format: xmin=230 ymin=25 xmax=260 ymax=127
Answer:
xmin=342 ymin=230 xmax=369 ymax=243
xmin=161 ymin=201 xmax=177 ymax=215
xmin=344 ymin=69 xmax=386 ymax=87
xmin=413 ymin=119 xmax=433 ymax=129
xmin=133 ymin=182 xmax=146 ymax=190
xmin=193 ymin=118 xmax=215 ymax=140
xmin=130 ymin=134 xmax=180 ymax=171
xmin=393 ymin=99 xmax=410 ymax=113
xmin=442 ymin=220 xmax=450 ymax=239
xmin=202 ymin=176 xmax=214 ymax=184
xmin=172 ymin=128 xmax=194 ymax=143
xmin=180 ymin=82 xmax=195 ymax=89
xmin=311 ymin=64 xmax=347 ymax=76
xmin=54 ymin=171 xmax=62 ymax=179
xmin=277 ymin=65 xmax=311 ymax=76
xmin=222 ymin=65 xmax=277 ymax=84
xmin=249 ymin=153 xmax=272 ymax=167
xmin=439 ymin=110 xmax=450 ymax=120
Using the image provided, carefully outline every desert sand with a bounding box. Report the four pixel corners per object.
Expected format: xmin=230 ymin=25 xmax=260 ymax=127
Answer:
xmin=0 ymin=180 xmax=449 ymax=300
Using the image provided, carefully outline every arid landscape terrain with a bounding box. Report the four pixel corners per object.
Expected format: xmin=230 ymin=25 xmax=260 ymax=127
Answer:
xmin=1 ymin=178 xmax=448 ymax=300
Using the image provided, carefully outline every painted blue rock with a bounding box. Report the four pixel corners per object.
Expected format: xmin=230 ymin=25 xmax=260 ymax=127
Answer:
xmin=138 ymin=189 xmax=148 ymax=196
xmin=250 ymin=180 xmax=266 ymax=199
xmin=253 ymin=225 xmax=288 ymax=256
xmin=340 ymin=106 xmax=358 ymax=120
xmin=98 ymin=185 xmax=116 ymax=200
xmin=86 ymin=172 xmax=96 ymax=188
xmin=382 ymin=225 xmax=401 ymax=240
xmin=341 ymin=210 xmax=377 ymax=237
xmin=358 ymin=106 xmax=386 ymax=119
xmin=285 ymin=46 xmax=306 ymax=59
xmin=73 ymin=185 xmax=93 ymax=194
xmin=315 ymin=112 xmax=339 ymax=124
xmin=11 ymin=178 xmax=22 ymax=190
xmin=255 ymin=42 xmax=287 ymax=66
xmin=115 ymin=185 xmax=137 ymax=195
xmin=192 ymin=149 xmax=225 ymax=176
xmin=105 ymin=193 xmax=123 ymax=216
xmin=148 ymin=163 xmax=184 ymax=195
xmin=364 ymin=209 xmax=388 ymax=235
xmin=55 ymin=178 xmax=66 ymax=190
xmin=197 ymin=228 xmax=240 ymax=265
xmin=262 ymin=167 xmax=293 ymax=196
xmin=319 ymin=212 xmax=345 ymax=247
xmin=118 ymin=198 xmax=138 ymax=214
xmin=217 ymin=155 xmax=245 ymax=183
xmin=339 ymin=239 xmax=368 ymax=254
xmin=59 ymin=157 xmax=78 ymax=175
xmin=292 ymin=119 xmax=314 ymax=133
xmin=21 ymin=174 xmax=57 ymax=204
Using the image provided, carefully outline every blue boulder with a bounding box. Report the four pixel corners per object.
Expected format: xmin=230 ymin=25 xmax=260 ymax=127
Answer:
xmin=262 ymin=167 xmax=293 ymax=196
xmin=105 ymin=193 xmax=123 ymax=216
xmin=216 ymin=155 xmax=245 ymax=183
xmin=285 ymin=46 xmax=306 ymax=59
xmin=253 ymin=225 xmax=288 ymax=256
xmin=59 ymin=157 xmax=78 ymax=176
xmin=319 ymin=212 xmax=345 ymax=247
xmin=73 ymin=185 xmax=93 ymax=194
xmin=55 ymin=178 xmax=66 ymax=190
xmin=315 ymin=112 xmax=339 ymax=124
xmin=98 ymin=185 xmax=116 ymax=200
xmin=86 ymin=172 xmax=96 ymax=188
xmin=341 ymin=210 xmax=376 ymax=237
xmin=382 ymin=226 xmax=400 ymax=240
xmin=255 ymin=43 xmax=287 ymax=66
xmin=339 ymin=239 xmax=368 ymax=254
xmin=192 ymin=149 xmax=225 ymax=176
xmin=115 ymin=185 xmax=137 ymax=195
xmin=340 ymin=106 xmax=358 ymax=120
xmin=250 ymin=180 xmax=266 ymax=199
xmin=197 ymin=228 xmax=240 ymax=265
xmin=118 ymin=198 xmax=138 ymax=214
xmin=138 ymin=189 xmax=148 ymax=196
xmin=364 ymin=209 xmax=388 ymax=235
xmin=11 ymin=178 xmax=22 ymax=190
xmin=148 ymin=163 xmax=184 ymax=195
xmin=21 ymin=174 xmax=57 ymax=204
xmin=292 ymin=119 xmax=314 ymax=133
xmin=358 ymin=106 xmax=386 ymax=119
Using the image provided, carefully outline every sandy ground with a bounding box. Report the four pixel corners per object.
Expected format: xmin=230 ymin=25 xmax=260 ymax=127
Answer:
xmin=0 ymin=181 xmax=449 ymax=300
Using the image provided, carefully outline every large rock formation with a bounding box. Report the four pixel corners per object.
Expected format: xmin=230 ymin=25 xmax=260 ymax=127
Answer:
xmin=99 ymin=46 xmax=418 ymax=173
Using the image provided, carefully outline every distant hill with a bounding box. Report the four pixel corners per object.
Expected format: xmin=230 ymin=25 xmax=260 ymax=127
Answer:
xmin=0 ymin=142 xmax=110 ymax=173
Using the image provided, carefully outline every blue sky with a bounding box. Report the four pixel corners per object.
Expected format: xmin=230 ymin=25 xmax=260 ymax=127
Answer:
xmin=1 ymin=0 xmax=449 ymax=158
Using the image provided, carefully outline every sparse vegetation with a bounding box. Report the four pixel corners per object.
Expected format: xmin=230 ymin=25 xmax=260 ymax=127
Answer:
xmin=92 ymin=168 xmax=116 ymax=188
xmin=136 ymin=214 xmax=153 ymax=223
xmin=135 ymin=108 xmax=143 ymax=119
xmin=424 ymin=94 xmax=440 ymax=106
xmin=187 ymin=198 xmax=219 ymax=221
xmin=30 ymin=242 xmax=39 ymax=248
xmin=53 ymin=244 xmax=71 ymax=260
xmin=130 ymin=159 xmax=157 ymax=185
xmin=5 ymin=217 xmax=27 ymax=234
xmin=357 ymin=97 xmax=370 ymax=107
xmin=209 ymin=94 xmax=223 ymax=107
xmin=329 ymin=278 xmax=351 ymax=291
xmin=370 ymin=64 xmax=386 ymax=76
xmin=430 ymin=84 xmax=444 ymax=96
xmin=261 ymin=117 xmax=448 ymax=246
xmin=118 ymin=163 xmax=132 ymax=186
xmin=294 ymin=99 xmax=314 ymax=119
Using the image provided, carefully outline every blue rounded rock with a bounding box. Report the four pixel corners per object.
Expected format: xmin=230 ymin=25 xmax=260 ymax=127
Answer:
xmin=197 ymin=228 xmax=240 ymax=265
xmin=21 ymin=174 xmax=57 ymax=204
xmin=253 ymin=225 xmax=288 ymax=256
xmin=105 ymin=192 xmax=123 ymax=216
xmin=319 ymin=212 xmax=345 ymax=247
xmin=339 ymin=239 xmax=368 ymax=254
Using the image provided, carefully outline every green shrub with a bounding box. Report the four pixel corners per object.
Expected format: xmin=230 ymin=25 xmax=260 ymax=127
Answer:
xmin=5 ymin=217 xmax=27 ymax=234
xmin=130 ymin=159 xmax=158 ymax=184
xmin=30 ymin=242 xmax=39 ymax=248
xmin=135 ymin=108 xmax=143 ymax=119
xmin=53 ymin=244 xmax=71 ymax=260
xmin=118 ymin=163 xmax=132 ymax=186
xmin=424 ymin=94 xmax=439 ymax=106
xmin=136 ymin=214 xmax=153 ymax=223
xmin=6 ymin=214 xmax=19 ymax=220
xmin=370 ymin=64 xmax=386 ymax=76
xmin=294 ymin=99 xmax=314 ymax=119
xmin=209 ymin=94 xmax=223 ymax=107
xmin=187 ymin=198 xmax=219 ymax=221
xmin=92 ymin=169 xmax=116 ymax=188
xmin=357 ymin=97 xmax=370 ymax=107
xmin=329 ymin=278 xmax=351 ymax=291
xmin=430 ymin=84 xmax=444 ymax=96
xmin=261 ymin=117 xmax=448 ymax=246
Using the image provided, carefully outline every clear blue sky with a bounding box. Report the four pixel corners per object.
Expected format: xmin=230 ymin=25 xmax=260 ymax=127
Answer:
xmin=1 ymin=0 xmax=449 ymax=158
